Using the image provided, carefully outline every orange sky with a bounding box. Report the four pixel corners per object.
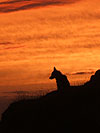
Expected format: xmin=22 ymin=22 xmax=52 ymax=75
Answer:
xmin=0 ymin=0 xmax=100 ymax=91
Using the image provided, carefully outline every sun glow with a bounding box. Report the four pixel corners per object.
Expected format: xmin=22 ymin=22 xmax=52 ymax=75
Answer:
xmin=0 ymin=0 xmax=100 ymax=90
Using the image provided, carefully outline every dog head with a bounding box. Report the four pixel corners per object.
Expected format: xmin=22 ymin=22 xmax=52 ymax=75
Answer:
xmin=49 ymin=67 xmax=60 ymax=79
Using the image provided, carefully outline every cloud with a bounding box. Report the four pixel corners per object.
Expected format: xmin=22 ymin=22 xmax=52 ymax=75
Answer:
xmin=2 ymin=90 xmax=31 ymax=94
xmin=0 ymin=41 xmax=25 ymax=50
xmin=70 ymin=71 xmax=94 ymax=75
xmin=0 ymin=42 xmax=12 ymax=45
xmin=3 ymin=45 xmax=25 ymax=50
xmin=0 ymin=0 xmax=79 ymax=13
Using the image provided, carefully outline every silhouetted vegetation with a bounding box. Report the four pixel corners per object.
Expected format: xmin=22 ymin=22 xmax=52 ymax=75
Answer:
xmin=0 ymin=68 xmax=100 ymax=133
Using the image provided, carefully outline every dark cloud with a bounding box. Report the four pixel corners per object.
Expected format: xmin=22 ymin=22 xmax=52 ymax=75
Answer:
xmin=0 ymin=0 xmax=79 ymax=13
xmin=3 ymin=45 xmax=25 ymax=50
xmin=0 ymin=42 xmax=25 ymax=50
xmin=2 ymin=91 xmax=31 ymax=94
xmin=0 ymin=0 xmax=29 ymax=5
xmin=0 ymin=42 xmax=12 ymax=45
xmin=65 ymin=70 xmax=95 ymax=75
xmin=71 ymin=71 xmax=94 ymax=75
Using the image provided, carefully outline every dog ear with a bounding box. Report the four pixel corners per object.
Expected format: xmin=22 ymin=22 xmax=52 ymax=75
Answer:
xmin=54 ymin=67 xmax=57 ymax=71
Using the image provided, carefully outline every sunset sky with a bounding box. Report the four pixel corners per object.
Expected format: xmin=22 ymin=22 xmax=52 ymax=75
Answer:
xmin=0 ymin=0 xmax=100 ymax=91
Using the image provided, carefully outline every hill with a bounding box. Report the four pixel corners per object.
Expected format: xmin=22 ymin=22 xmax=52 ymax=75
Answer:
xmin=1 ymin=69 xmax=100 ymax=133
xmin=0 ymin=85 xmax=100 ymax=133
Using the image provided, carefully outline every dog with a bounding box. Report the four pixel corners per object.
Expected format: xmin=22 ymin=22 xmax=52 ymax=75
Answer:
xmin=49 ymin=67 xmax=70 ymax=91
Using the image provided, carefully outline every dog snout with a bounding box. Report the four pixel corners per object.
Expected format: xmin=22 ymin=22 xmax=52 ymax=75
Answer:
xmin=49 ymin=76 xmax=53 ymax=79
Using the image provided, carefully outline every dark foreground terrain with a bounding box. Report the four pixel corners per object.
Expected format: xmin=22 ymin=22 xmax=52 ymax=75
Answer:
xmin=1 ymin=70 xmax=100 ymax=133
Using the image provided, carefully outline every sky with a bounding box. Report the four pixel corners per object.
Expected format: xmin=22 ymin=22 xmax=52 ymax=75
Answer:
xmin=0 ymin=0 xmax=100 ymax=91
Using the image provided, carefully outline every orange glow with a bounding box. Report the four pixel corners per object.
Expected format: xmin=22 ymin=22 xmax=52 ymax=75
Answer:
xmin=0 ymin=0 xmax=100 ymax=91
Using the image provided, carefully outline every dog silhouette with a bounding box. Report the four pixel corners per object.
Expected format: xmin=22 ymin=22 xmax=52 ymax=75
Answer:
xmin=49 ymin=67 xmax=70 ymax=91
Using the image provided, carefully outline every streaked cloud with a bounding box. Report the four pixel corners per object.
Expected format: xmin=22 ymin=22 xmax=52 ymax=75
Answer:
xmin=0 ymin=0 xmax=79 ymax=13
xmin=0 ymin=41 xmax=25 ymax=50
xmin=71 ymin=71 xmax=94 ymax=75
xmin=0 ymin=42 xmax=12 ymax=45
